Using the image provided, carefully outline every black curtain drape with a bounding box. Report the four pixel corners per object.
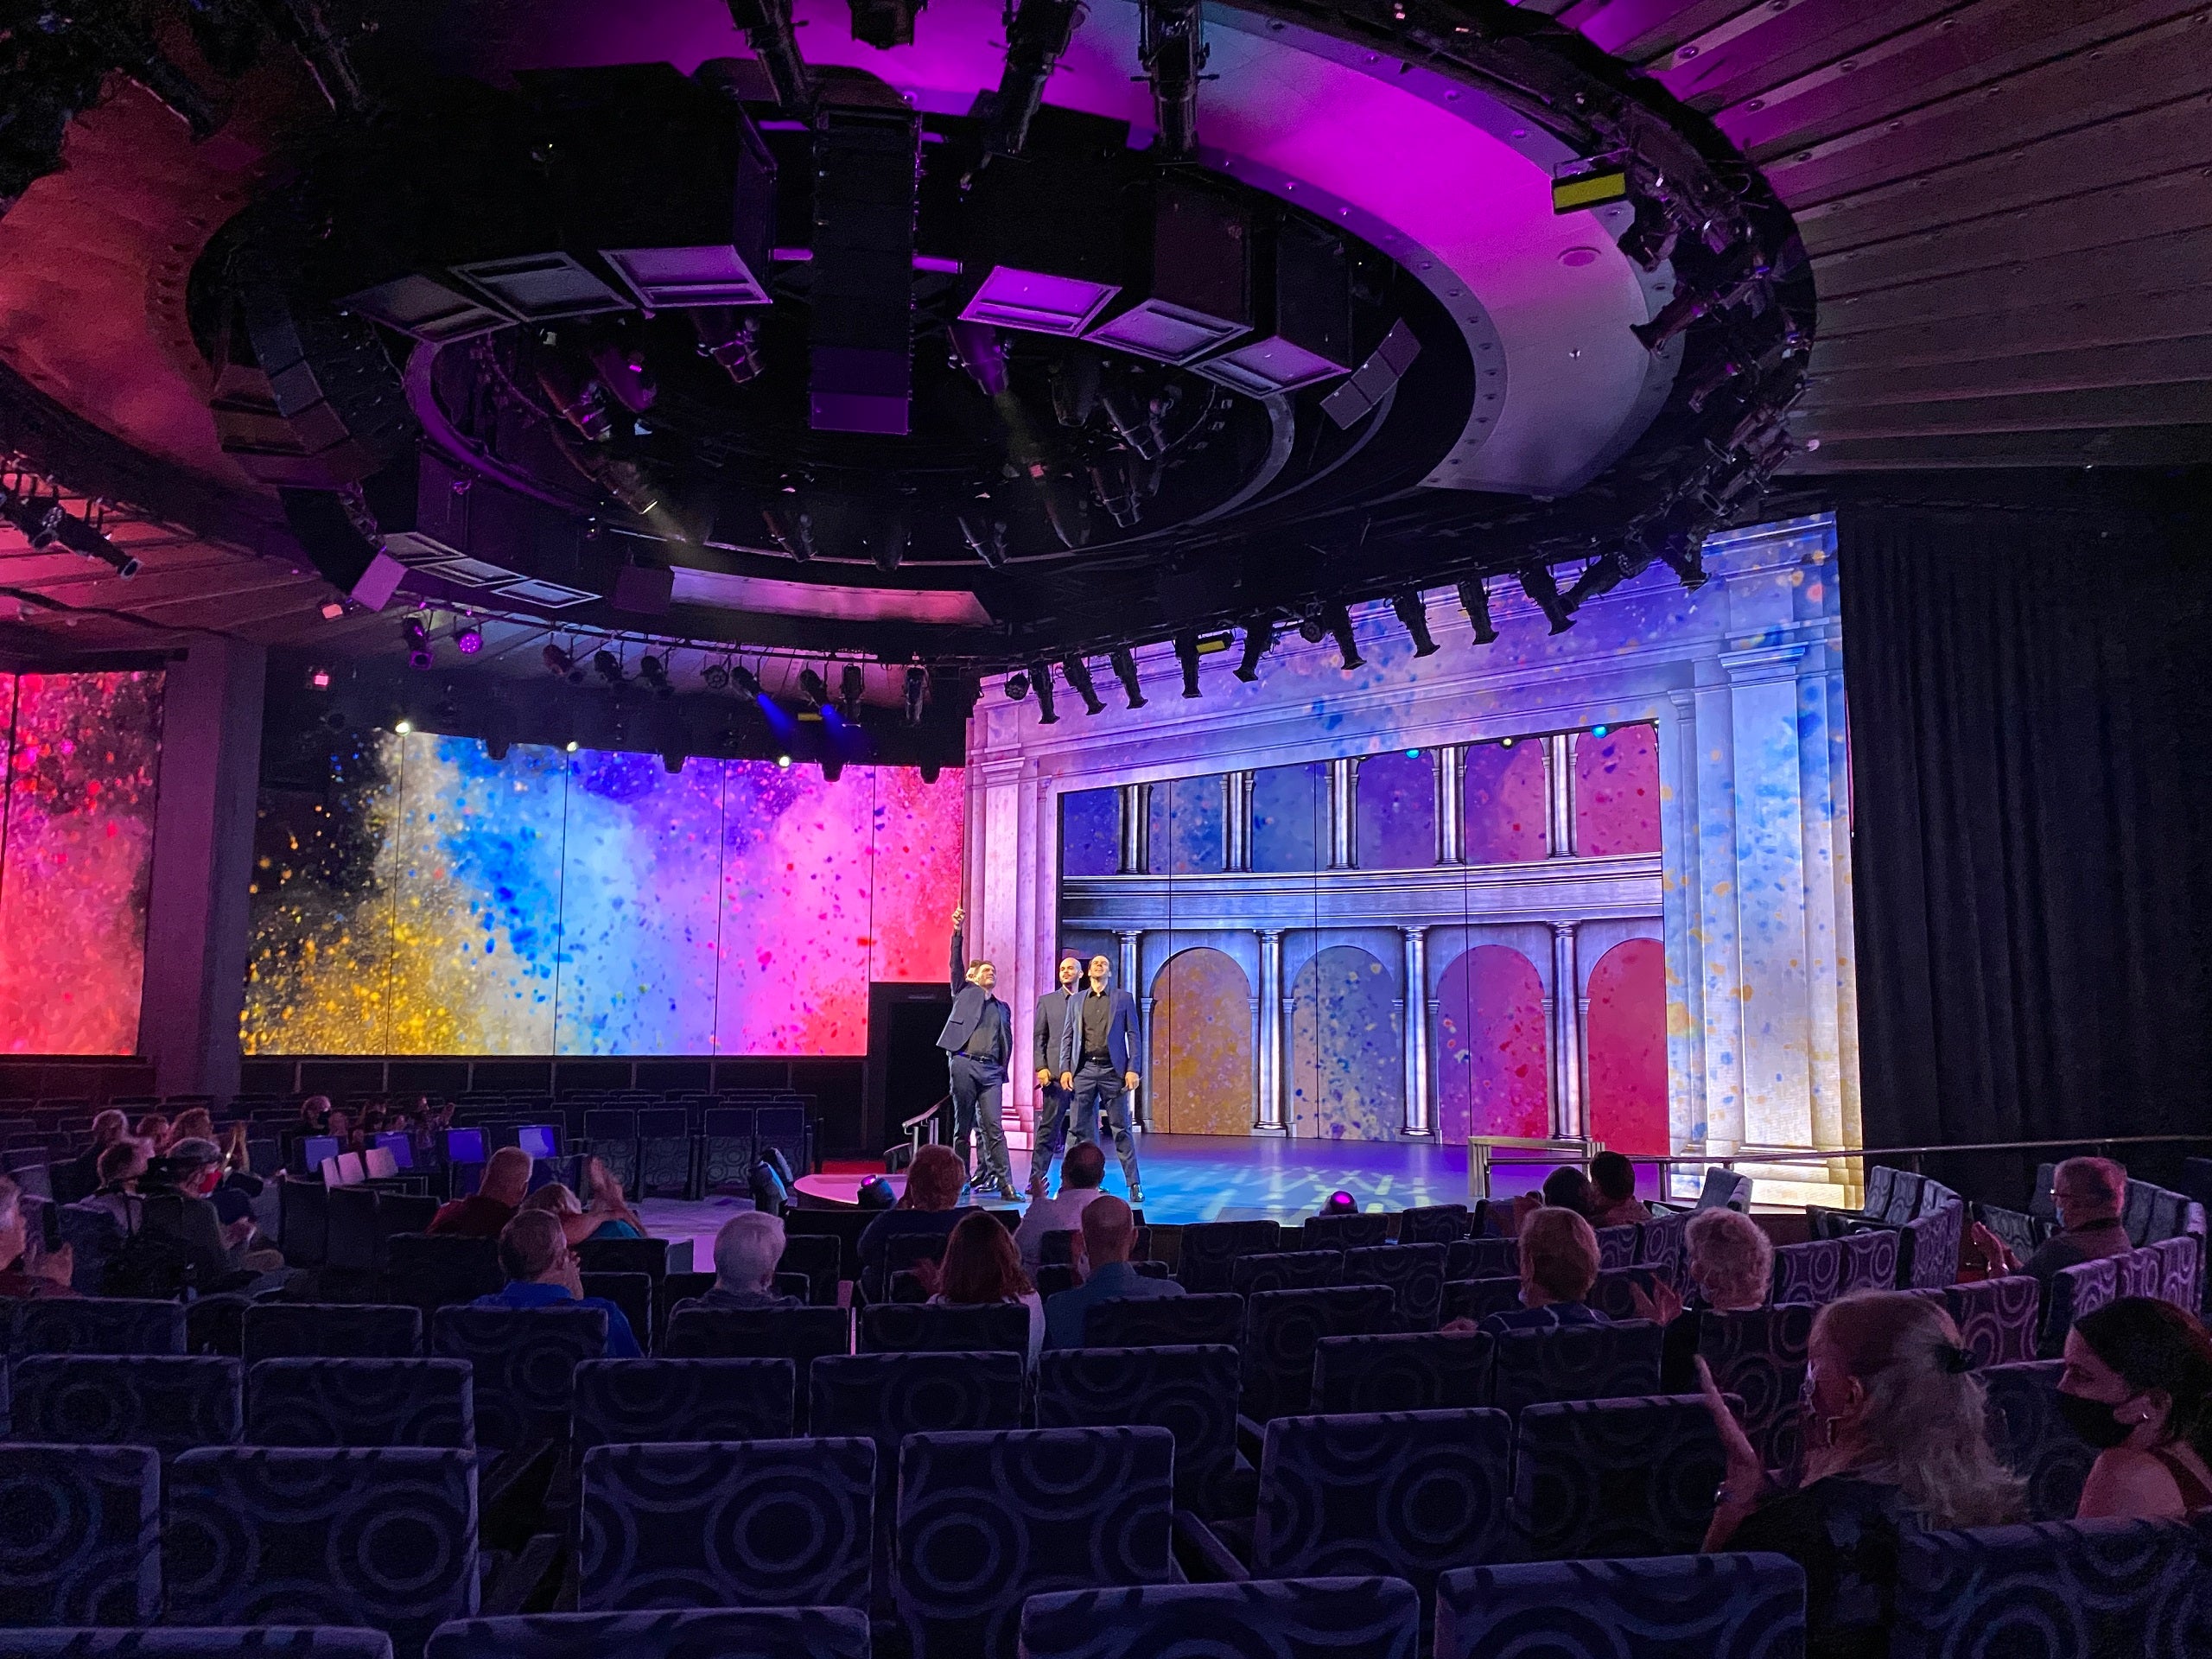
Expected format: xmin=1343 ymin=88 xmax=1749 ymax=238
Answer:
xmin=1839 ymin=495 xmax=2212 ymax=1203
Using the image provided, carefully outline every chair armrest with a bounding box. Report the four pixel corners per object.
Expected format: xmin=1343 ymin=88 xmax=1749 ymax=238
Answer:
xmin=1236 ymin=1413 xmax=1267 ymax=1468
xmin=1173 ymin=1512 xmax=1250 ymax=1583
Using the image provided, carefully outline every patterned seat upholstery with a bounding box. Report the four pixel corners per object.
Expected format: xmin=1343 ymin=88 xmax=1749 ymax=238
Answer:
xmin=1974 ymin=1202 xmax=2051 ymax=1264
xmin=1595 ymin=1225 xmax=1639 ymax=1272
xmin=11 ymin=1356 xmax=241 ymax=1458
xmin=1252 ymin=1409 xmax=1510 ymax=1623
xmin=2040 ymin=1255 xmax=2122 ymax=1359
xmin=1084 ymin=1293 xmax=1243 ymax=1349
xmin=1696 ymin=1304 xmax=1815 ymax=1472
xmin=1981 ymin=1361 xmax=2095 ymax=1522
xmin=1434 ymin=1553 xmax=1808 ymax=1659
xmin=775 ymin=1233 xmax=841 ymax=1305
xmin=1037 ymin=1345 xmax=1243 ymax=1519
xmin=1490 ymin=1321 xmax=1662 ymax=1416
xmin=1340 ymin=1244 xmax=1447 ymax=1331
xmin=571 ymin=1357 xmax=795 ymax=1449
xmin=430 ymin=1305 xmax=604 ymax=1450
xmin=0 ymin=1443 xmax=159 ymax=1626
xmin=1897 ymin=1200 xmax=1967 ymax=1289
xmin=1178 ymin=1221 xmax=1283 ymax=1293
xmin=697 ymin=1107 xmax=753 ymax=1197
xmin=2129 ymin=1234 xmax=2204 ymax=1313
xmin=1892 ymin=1516 xmax=2209 ymax=1659
xmin=1942 ymin=1275 xmax=2041 ymax=1368
xmin=1240 ymin=1287 xmax=1396 ymax=1422
xmin=380 ymin=1237 xmax=502 ymax=1326
xmin=13 ymin=1297 xmax=183 ymax=1356
xmin=1396 ymin=1205 xmax=1470 ymax=1244
xmin=247 ymin=1358 xmax=474 ymax=1450
xmin=6 ymin=1632 xmax=396 ymax=1656
xmin=423 ymin=1608 xmax=868 ymax=1659
xmin=573 ymin=1238 xmax=672 ymax=1281
xmin=1444 ymin=1238 xmax=1517 ymax=1281
xmin=243 ymin=1303 xmax=424 ymax=1363
xmin=1510 ymin=1395 xmax=1730 ymax=1560
xmin=1770 ymin=1238 xmax=1848 ymax=1306
xmin=1588 ymin=1266 xmax=1675 ymax=1324
xmin=1299 ymin=1214 xmax=1390 ymax=1252
xmin=1637 ymin=1212 xmax=1689 ymax=1279
xmin=1021 ymin=1575 xmax=1422 ymax=1659
xmin=1230 ymin=1251 xmax=1345 ymax=1295
xmin=1440 ymin=1278 xmax=1524 ymax=1325
xmin=1313 ymin=1332 xmax=1492 ymax=1414
xmin=576 ymin=1437 xmax=874 ymax=1611
xmin=661 ymin=1307 xmax=851 ymax=1427
xmin=164 ymin=1446 xmax=479 ymax=1659
xmin=858 ymin=1301 xmax=1029 ymax=1355
xmin=895 ymin=1426 xmax=1174 ymax=1659
xmin=1837 ymin=1227 xmax=1899 ymax=1295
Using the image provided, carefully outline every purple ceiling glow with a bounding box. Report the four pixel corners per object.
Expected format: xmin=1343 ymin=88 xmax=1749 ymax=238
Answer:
xmin=958 ymin=267 xmax=1121 ymax=337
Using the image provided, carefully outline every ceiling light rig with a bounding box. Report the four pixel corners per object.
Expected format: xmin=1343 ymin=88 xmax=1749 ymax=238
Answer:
xmin=1390 ymin=591 xmax=1440 ymax=658
xmin=1456 ymin=579 xmax=1499 ymax=647
xmin=1234 ymin=619 xmax=1274 ymax=683
xmin=1060 ymin=655 xmax=1107 ymax=716
xmin=1027 ymin=662 xmax=1058 ymax=726
xmin=1108 ymin=646 xmax=1147 ymax=710
xmin=1138 ymin=0 xmax=1206 ymax=161
xmin=1518 ymin=566 xmax=1577 ymax=635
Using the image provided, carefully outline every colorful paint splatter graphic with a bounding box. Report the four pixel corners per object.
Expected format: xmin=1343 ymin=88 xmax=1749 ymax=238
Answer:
xmin=0 ymin=671 xmax=166 ymax=1054
xmin=242 ymin=731 xmax=962 ymax=1056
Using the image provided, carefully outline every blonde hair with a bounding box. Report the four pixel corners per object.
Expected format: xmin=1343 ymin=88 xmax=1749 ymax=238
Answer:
xmin=1809 ymin=1292 xmax=2023 ymax=1529
xmin=520 ymin=1182 xmax=583 ymax=1217
xmin=1519 ymin=1206 xmax=1600 ymax=1302
xmin=1687 ymin=1208 xmax=1772 ymax=1311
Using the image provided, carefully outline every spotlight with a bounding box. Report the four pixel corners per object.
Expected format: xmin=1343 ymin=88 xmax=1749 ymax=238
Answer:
xmin=1088 ymin=451 xmax=1145 ymax=530
xmin=765 ymin=507 xmax=817 ymax=562
xmin=1519 ymin=565 xmax=1577 ymax=634
xmin=1297 ymin=613 xmax=1328 ymax=645
xmin=1029 ymin=661 xmax=1058 ymax=725
xmin=982 ymin=0 xmax=1086 ymax=156
xmin=594 ymin=649 xmax=626 ymax=684
xmin=454 ymin=623 xmax=483 ymax=656
xmin=1109 ymin=646 xmax=1146 ymax=709
xmin=702 ymin=661 xmax=731 ymax=691
xmin=1456 ymin=578 xmax=1499 ymax=646
xmin=733 ymin=664 xmax=765 ymax=699
xmin=1174 ymin=632 xmax=1201 ymax=698
xmin=693 ymin=308 xmax=764 ymax=385
xmin=639 ymin=654 xmax=675 ymax=699
xmin=1656 ymin=531 xmax=1709 ymax=591
xmin=846 ymin=0 xmax=919 ymax=48
xmin=565 ymin=739 xmax=581 ymax=753
xmin=868 ymin=511 xmax=907 ymax=574
xmin=484 ymin=736 xmax=512 ymax=760
xmin=798 ymin=668 xmax=829 ymax=707
xmin=1564 ymin=543 xmax=1655 ymax=612
xmin=393 ymin=718 xmax=414 ymax=734
xmin=1060 ymin=655 xmax=1106 ymax=715
xmin=403 ymin=614 xmax=435 ymax=671
xmin=1003 ymin=672 xmax=1031 ymax=702
xmin=0 ymin=484 xmax=139 ymax=575
xmin=820 ymin=753 xmax=846 ymax=781
xmin=1323 ymin=604 xmax=1363 ymax=671
xmin=661 ymin=749 xmax=687 ymax=774
xmin=840 ymin=664 xmax=867 ymax=717
xmin=1391 ymin=591 xmax=1440 ymax=658
xmin=776 ymin=753 xmax=792 ymax=769
xmin=1234 ymin=619 xmax=1274 ymax=682
xmin=1139 ymin=0 xmax=1206 ymax=160
xmin=958 ymin=515 xmax=1009 ymax=570
xmin=543 ymin=643 xmax=579 ymax=680
xmin=919 ymin=760 xmax=943 ymax=785
xmin=902 ymin=666 xmax=927 ymax=725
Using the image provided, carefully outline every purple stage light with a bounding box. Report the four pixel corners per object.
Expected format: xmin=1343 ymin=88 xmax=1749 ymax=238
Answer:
xmin=1193 ymin=334 xmax=1348 ymax=397
xmin=959 ymin=267 xmax=1121 ymax=338
xmin=1086 ymin=299 xmax=1246 ymax=364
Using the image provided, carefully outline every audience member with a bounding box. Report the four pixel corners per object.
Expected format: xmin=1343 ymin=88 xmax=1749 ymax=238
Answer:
xmin=1043 ymin=1194 xmax=1183 ymax=1349
xmin=518 ymin=1162 xmax=648 ymax=1247
xmin=211 ymin=1124 xmax=266 ymax=1228
xmin=1497 ymin=1165 xmax=1596 ymax=1236
xmin=427 ymin=1145 xmax=532 ymax=1236
xmin=580 ymin=1155 xmax=647 ymax=1240
xmin=921 ymin=1210 xmax=1044 ymax=1366
xmin=1700 ymin=1291 xmax=2021 ymax=1659
xmin=132 ymin=1113 xmax=170 ymax=1149
xmin=297 ymin=1096 xmax=331 ymax=1131
xmin=2060 ymin=1297 xmax=2212 ymax=1520
xmin=59 ymin=1109 xmax=129 ymax=1201
xmin=326 ymin=1108 xmax=358 ymax=1154
xmin=159 ymin=1139 xmax=285 ymax=1273
xmin=0 ymin=1173 xmax=74 ymax=1299
xmin=75 ymin=1140 xmax=150 ymax=1231
xmin=1968 ymin=1155 xmax=2132 ymax=1284
xmin=1014 ymin=1141 xmax=1107 ymax=1269
xmin=857 ymin=1144 xmax=974 ymax=1281
xmin=473 ymin=1210 xmax=642 ymax=1357
xmin=1588 ymin=1151 xmax=1652 ymax=1228
xmin=674 ymin=1211 xmax=804 ymax=1314
xmin=1449 ymin=1206 xmax=1606 ymax=1335
xmin=167 ymin=1107 xmax=215 ymax=1148
xmin=1637 ymin=1206 xmax=1773 ymax=1390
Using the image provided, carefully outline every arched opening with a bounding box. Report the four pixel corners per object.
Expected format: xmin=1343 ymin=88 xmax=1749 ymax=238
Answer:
xmin=1435 ymin=945 xmax=1547 ymax=1142
xmin=1356 ymin=751 xmax=1436 ymax=869
xmin=1147 ymin=947 xmax=1255 ymax=1135
xmin=1585 ymin=938 xmax=1668 ymax=1154
xmin=1288 ymin=944 xmax=1402 ymax=1141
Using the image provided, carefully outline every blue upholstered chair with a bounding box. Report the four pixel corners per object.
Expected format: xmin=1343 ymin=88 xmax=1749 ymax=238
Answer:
xmin=1340 ymin=1243 xmax=1447 ymax=1330
xmin=430 ymin=1304 xmax=604 ymax=1449
xmin=1510 ymin=1395 xmax=1731 ymax=1560
xmin=576 ymin=1438 xmax=874 ymax=1612
xmin=1595 ymin=1224 xmax=1639 ymax=1271
xmin=0 ymin=1443 xmax=159 ymax=1626
xmin=2040 ymin=1254 xmax=2122 ymax=1358
xmin=1083 ymin=1292 xmax=1243 ymax=1348
xmin=1588 ymin=1265 xmax=1675 ymax=1324
xmin=1177 ymin=1220 xmax=1283 ymax=1292
xmin=1239 ymin=1287 xmax=1396 ymax=1422
xmin=661 ymin=1306 xmax=849 ymax=1428
xmin=1036 ymin=1344 xmax=1246 ymax=1519
xmin=895 ymin=1426 xmax=1174 ymax=1659
xmin=1020 ymin=1575 xmax=1422 ymax=1659
xmin=1981 ymin=1360 xmax=2096 ymax=1522
xmin=242 ymin=1302 xmax=424 ymax=1363
xmin=1897 ymin=1199 xmax=1967 ymax=1289
xmin=423 ymin=1608 xmax=868 ymax=1659
xmin=6 ymin=1633 xmax=396 ymax=1656
xmin=1836 ymin=1227 xmax=1897 ymax=1294
xmin=1942 ymin=1275 xmax=2041 ymax=1368
xmin=1445 ymin=1237 xmax=1518 ymax=1281
xmin=1637 ymin=1211 xmax=1689 ymax=1280
xmin=1440 ymin=1277 xmax=1523 ymax=1325
xmin=1395 ymin=1204 xmax=1470 ymax=1244
xmin=380 ymin=1236 xmax=502 ymax=1327
xmin=1434 ymin=1553 xmax=1808 ymax=1659
xmin=1770 ymin=1237 xmax=1847 ymax=1306
xmin=1299 ymin=1213 xmax=1390 ymax=1252
xmin=164 ymin=1446 xmax=479 ymax=1659
xmin=1313 ymin=1331 xmax=1492 ymax=1414
xmin=858 ymin=1300 xmax=1029 ymax=1356
xmin=570 ymin=1357 xmax=795 ymax=1448
xmin=11 ymin=1355 xmax=241 ymax=1458
xmin=12 ymin=1296 xmax=183 ymax=1356
xmin=1696 ymin=1303 xmax=1815 ymax=1472
xmin=1230 ymin=1250 xmax=1345 ymax=1295
xmin=1892 ymin=1516 xmax=2209 ymax=1659
xmin=1489 ymin=1320 xmax=1662 ymax=1416
xmin=246 ymin=1358 xmax=475 ymax=1450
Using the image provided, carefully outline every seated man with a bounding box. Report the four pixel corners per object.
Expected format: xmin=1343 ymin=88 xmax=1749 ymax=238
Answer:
xmin=1043 ymin=1194 xmax=1183 ymax=1349
xmin=0 ymin=1173 xmax=74 ymax=1300
xmin=73 ymin=1140 xmax=149 ymax=1232
xmin=1587 ymin=1151 xmax=1652 ymax=1229
xmin=1463 ymin=1206 xmax=1609 ymax=1335
xmin=677 ymin=1211 xmax=805 ymax=1314
xmin=57 ymin=1109 xmax=128 ymax=1205
xmin=857 ymin=1144 xmax=976 ymax=1287
xmin=146 ymin=1138 xmax=289 ymax=1283
xmin=428 ymin=1144 xmax=533 ymax=1237
xmin=1971 ymin=1155 xmax=2133 ymax=1284
xmin=474 ymin=1209 xmax=643 ymax=1357
xmin=1014 ymin=1141 xmax=1108 ymax=1272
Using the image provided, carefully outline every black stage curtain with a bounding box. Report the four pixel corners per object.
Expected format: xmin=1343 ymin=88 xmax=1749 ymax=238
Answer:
xmin=1839 ymin=494 xmax=2212 ymax=1203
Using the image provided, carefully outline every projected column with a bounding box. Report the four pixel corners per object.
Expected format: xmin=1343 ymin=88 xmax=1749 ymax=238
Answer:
xmin=1434 ymin=747 xmax=1465 ymax=864
xmin=1327 ymin=758 xmax=1357 ymax=868
xmin=1401 ymin=925 xmax=1433 ymax=1136
xmin=1552 ymin=921 xmax=1582 ymax=1138
xmin=1544 ymin=734 xmax=1573 ymax=856
xmin=1255 ymin=927 xmax=1287 ymax=1133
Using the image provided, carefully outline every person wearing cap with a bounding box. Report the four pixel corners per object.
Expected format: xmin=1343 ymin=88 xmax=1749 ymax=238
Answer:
xmin=144 ymin=1138 xmax=289 ymax=1290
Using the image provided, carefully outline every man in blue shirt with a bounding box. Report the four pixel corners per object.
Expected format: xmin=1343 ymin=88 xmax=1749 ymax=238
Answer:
xmin=474 ymin=1209 xmax=643 ymax=1357
xmin=1044 ymin=1195 xmax=1183 ymax=1348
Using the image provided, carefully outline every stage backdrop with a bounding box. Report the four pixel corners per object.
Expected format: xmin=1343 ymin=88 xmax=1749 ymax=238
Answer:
xmin=241 ymin=732 xmax=962 ymax=1057
xmin=0 ymin=670 xmax=167 ymax=1054
xmin=972 ymin=515 xmax=1856 ymax=1203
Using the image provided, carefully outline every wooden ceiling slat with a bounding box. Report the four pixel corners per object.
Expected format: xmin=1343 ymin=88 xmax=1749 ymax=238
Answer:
xmin=1797 ymin=379 xmax=2212 ymax=439
xmin=1801 ymin=336 xmax=2212 ymax=410
xmin=1656 ymin=0 xmax=1951 ymax=109
xmin=1781 ymin=426 xmax=2212 ymax=469
xmin=1809 ymin=287 xmax=2212 ymax=372
xmin=1569 ymin=0 xmax=1722 ymax=59
xmin=1817 ymin=228 xmax=2212 ymax=335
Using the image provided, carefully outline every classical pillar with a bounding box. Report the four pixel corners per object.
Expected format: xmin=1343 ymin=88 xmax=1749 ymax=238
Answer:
xmin=1255 ymin=928 xmax=1288 ymax=1134
xmin=1544 ymin=732 xmax=1574 ymax=857
xmin=1551 ymin=921 xmax=1582 ymax=1139
xmin=1327 ymin=757 xmax=1357 ymax=869
xmin=1134 ymin=783 xmax=1153 ymax=874
xmin=1401 ymin=925 xmax=1433 ymax=1136
xmin=1116 ymin=784 xmax=1138 ymax=874
xmin=1434 ymin=745 xmax=1465 ymax=865
xmin=1694 ymin=671 xmax=1745 ymax=1157
xmin=1660 ymin=689 xmax=1706 ymax=1171
xmin=1224 ymin=771 xmax=1254 ymax=871
xmin=1116 ymin=928 xmax=1142 ymax=1000
xmin=1138 ymin=993 xmax=1156 ymax=1131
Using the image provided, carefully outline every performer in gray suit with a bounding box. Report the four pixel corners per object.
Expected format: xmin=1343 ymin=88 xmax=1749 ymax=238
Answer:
xmin=1028 ymin=952 xmax=1084 ymax=1198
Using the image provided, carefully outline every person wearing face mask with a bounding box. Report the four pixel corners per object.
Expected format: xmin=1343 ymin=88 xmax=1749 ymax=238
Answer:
xmin=1698 ymin=1290 xmax=2023 ymax=1659
xmin=2057 ymin=1296 xmax=2212 ymax=1519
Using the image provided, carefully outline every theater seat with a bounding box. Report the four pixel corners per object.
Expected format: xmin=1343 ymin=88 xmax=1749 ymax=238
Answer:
xmin=1510 ymin=1395 xmax=1731 ymax=1560
xmin=1313 ymin=1331 xmax=1493 ymax=1414
xmin=570 ymin=1357 xmax=795 ymax=1448
xmin=242 ymin=1303 xmax=423 ymax=1363
xmin=1394 ymin=1204 xmax=1471 ymax=1244
xmin=1228 ymin=1250 xmax=1344 ymax=1295
xmin=1036 ymin=1344 xmax=1245 ymax=1520
xmin=1435 ymin=1554 xmax=1806 ymax=1659
xmin=1082 ymin=1292 xmax=1243 ymax=1349
xmin=0 ymin=1443 xmax=159 ymax=1626
xmin=1340 ymin=1243 xmax=1447 ymax=1330
xmin=1892 ymin=1516 xmax=2208 ymax=1659
xmin=1177 ymin=1220 xmax=1282 ymax=1293
xmin=8 ymin=1631 xmax=396 ymax=1656
xmin=1298 ymin=1213 xmax=1389 ymax=1251
xmin=1981 ymin=1360 xmax=2095 ymax=1522
xmin=1942 ymin=1274 xmax=2040 ymax=1368
xmin=246 ymin=1358 xmax=475 ymax=1451
xmin=13 ymin=1296 xmax=184 ymax=1357
xmin=11 ymin=1355 xmax=241 ymax=1459
xmin=430 ymin=1305 xmax=603 ymax=1451
xmin=1695 ymin=1304 xmax=1815 ymax=1472
xmin=425 ymin=1609 xmax=868 ymax=1659
xmin=1489 ymin=1320 xmax=1662 ymax=1416
xmin=1239 ymin=1287 xmax=1395 ymax=1422
xmin=1021 ymin=1576 xmax=1421 ymax=1659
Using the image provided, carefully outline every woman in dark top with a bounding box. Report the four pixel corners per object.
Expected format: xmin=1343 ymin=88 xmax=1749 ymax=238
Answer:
xmin=1636 ymin=1206 xmax=1773 ymax=1391
xmin=1700 ymin=1291 xmax=2023 ymax=1659
xmin=2061 ymin=1296 xmax=2212 ymax=1520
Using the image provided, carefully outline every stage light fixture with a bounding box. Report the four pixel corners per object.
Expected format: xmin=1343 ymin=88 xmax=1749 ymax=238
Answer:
xmin=919 ymin=760 xmax=943 ymax=785
xmin=1324 ymin=604 xmax=1363 ymax=671
xmin=846 ymin=0 xmax=919 ymax=49
xmin=841 ymin=664 xmax=867 ymax=718
xmin=797 ymin=668 xmax=829 ymax=708
xmin=959 ymin=515 xmax=1009 ymax=570
xmin=0 ymin=483 xmax=141 ymax=575
xmin=694 ymin=309 xmax=764 ymax=385
xmin=765 ymin=507 xmax=817 ymax=562
xmin=702 ymin=661 xmax=731 ymax=691
xmin=543 ymin=643 xmax=578 ymax=679
xmin=1003 ymin=671 xmax=1031 ymax=702
xmin=983 ymin=0 xmax=1086 ymax=156
xmin=1456 ymin=578 xmax=1499 ymax=646
xmin=733 ymin=664 xmax=766 ymax=699
xmin=821 ymin=753 xmax=845 ymax=782
xmin=565 ymin=739 xmax=582 ymax=753
xmin=1391 ymin=591 xmax=1440 ymax=658
xmin=639 ymin=654 xmax=675 ymax=699
xmin=902 ymin=666 xmax=928 ymax=725
xmin=1029 ymin=661 xmax=1058 ymax=724
xmin=777 ymin=753 xmax=793 ymax=769
xmin=726 ymin=0 xmax=813 ymax=113
xmin=662 ymin=748 xmax=687 ymax=774
xmin=454 ymin=623 xmax=484 ymax=655
xmin=1234 ymin=619 xmax=1274 ymax=682
xmin=403 ymin=614 xmax=435 ymax=671
xmin=393 ymin=718 xmax=414 ymax=734
xmin=1174 ymin=632 xmax=1202 ymax=698
xmin=1060 ymin=655 xmax=1106 ymax=716
xmin=1519 ymin=565 xmax=1577 ymax=634
xmin=594 ymin=649 xmax=626 ymax=683
xmin=484 ymin=736 xmax=512 ymax=760
xmin=1109 ymin=646 xmax=1146 ymax=709
xmin=1656 ymin=530 xmax=1709 ymax=591
xmin=1139 ymin=0 xmax=1205 ymax=160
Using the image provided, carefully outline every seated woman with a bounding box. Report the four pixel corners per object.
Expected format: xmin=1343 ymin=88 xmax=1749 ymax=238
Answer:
xmin=518 ymin=1158 xmax=648 ymax=1247
xmin=1700 ymin=1291 xmax=2022 ymax=1659
xmin=2060 ymin=1296 xmax=2212 ymax=1520
xmin=1636 ymin=1205 xmax=1772 ymax=1391
xmin=166 ymin=1108 xmax=215 ymax=1151
xmin=918 ymin=1209 xmax=1044 ymax=1367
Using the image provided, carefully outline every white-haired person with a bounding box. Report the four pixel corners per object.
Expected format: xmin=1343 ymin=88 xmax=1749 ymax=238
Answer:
xmin=1634 ymin=1205 xmax=1774 ymax=1391
xmin=674 ymin=1211 xmax=805 ymax=1316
